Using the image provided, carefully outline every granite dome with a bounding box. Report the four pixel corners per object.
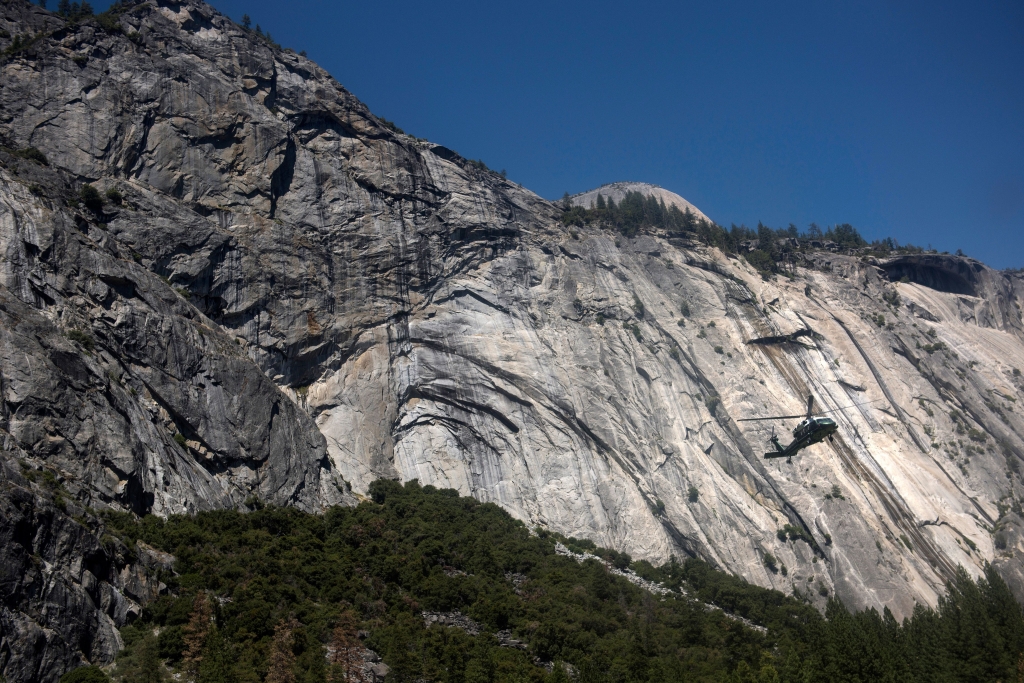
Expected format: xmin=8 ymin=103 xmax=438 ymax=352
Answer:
xmin=569 ymin=181 xmax=712 ymax=223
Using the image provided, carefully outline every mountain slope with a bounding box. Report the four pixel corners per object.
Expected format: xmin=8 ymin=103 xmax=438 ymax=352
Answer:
xmin=101 ymin=481 xmax=1024 ymax=683
xmin=0 ymin=1 xmax=1023 ymax=679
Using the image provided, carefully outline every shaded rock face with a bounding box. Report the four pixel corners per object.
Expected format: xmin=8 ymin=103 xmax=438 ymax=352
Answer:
xmin=0 ymin=0 xmax=1023 ymax=679
xmin=880 ymin=253 xmax=987 ymax=297
xmin=0 ymin=1 xmax=358 ymax=516
xmin=0 ymin=448 xmax=166 ymax=683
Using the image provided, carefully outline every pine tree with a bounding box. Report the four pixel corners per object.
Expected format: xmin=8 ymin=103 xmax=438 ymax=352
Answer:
xmin=241 ymin=14 xmax=251 ymax=29
xmin=266 ymin=618 xmax=298 ymax=683
xmin=182 ymin=593 xmax=212 ymax=683
xmin=756 ymin=649 xmax=781 ymax=683
xmin=903 ymin=602 xmax=949 ymax=682
xmin=57 ymin=0 xmax=70 ymax=17
xmin=821 ymin=598 xmax=861 ymax=681
xmin=328 ymin=610 xmax=365 ymax=683
xmin=197 ymin=628 xmax=235 ymax=683
xmin=110 ymin=630 xmax=165 ymax=682
xmin=138 ymin=631 xmax=165 ymax=683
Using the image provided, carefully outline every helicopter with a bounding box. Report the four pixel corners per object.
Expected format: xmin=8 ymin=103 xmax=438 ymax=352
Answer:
xmin=736 ymin=395 xmax=855 ymax=463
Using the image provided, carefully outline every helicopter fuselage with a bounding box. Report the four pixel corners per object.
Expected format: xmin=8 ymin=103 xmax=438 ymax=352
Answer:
xmin=764 ymin=417 xmax=838 ymax=460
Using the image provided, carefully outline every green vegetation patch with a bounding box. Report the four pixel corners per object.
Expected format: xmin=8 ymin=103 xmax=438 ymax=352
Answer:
xmin=67 ymin=328 xmax=95 ymax=352
xmin=80 ymin=183 xmax=104 ymax=211
xmin=778 ymin=524 xmax=815 ymax=546
xmin=14 ymin=146 xmax=48 ymax=165
xmin=59 ymin=665 xmax=110 ymax=683
xmin=100 ymin=480 xmax=1024 ymax=683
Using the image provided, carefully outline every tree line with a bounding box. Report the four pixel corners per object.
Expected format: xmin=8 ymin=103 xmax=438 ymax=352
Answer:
xmin=560 ymin=191 xmax=925 ymax=277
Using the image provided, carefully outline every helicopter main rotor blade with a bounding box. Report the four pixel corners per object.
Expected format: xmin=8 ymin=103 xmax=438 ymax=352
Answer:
xmin=806 ymin=395 xmax=814 ymax=419
xmin=808 ymin=398 xmax=886 ymax=416
xmin=735 ymin=398 xmax=886 ymax=423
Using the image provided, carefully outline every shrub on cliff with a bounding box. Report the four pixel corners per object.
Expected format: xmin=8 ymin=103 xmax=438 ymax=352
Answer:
xmin=80 ymin=184 xmax=103 ymax=211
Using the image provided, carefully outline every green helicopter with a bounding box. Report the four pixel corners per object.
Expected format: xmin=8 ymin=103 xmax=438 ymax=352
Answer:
xmin=737 ymin=395 xmax=874 ymax=463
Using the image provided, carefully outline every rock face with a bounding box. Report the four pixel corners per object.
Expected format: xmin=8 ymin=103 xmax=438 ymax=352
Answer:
xmin=0 ymin=1 xmax=1023 ymax=679
xmin=569 ymin=181 xmax=712 ymax=223
xmin=0 ymin=446 xmax=166 ymax=683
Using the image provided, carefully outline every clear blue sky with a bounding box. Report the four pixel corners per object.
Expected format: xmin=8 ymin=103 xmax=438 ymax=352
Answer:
xmin=119 ymin=1 xmax=1024 ymax=267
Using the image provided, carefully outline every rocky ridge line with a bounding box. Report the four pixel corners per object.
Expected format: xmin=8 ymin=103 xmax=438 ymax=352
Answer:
xmin=554 ymin=542 xmax=768 ymax=634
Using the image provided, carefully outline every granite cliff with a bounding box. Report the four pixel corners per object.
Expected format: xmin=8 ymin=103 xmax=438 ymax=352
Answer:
xmin=0 ymin=0 xmax=1023 ymax=679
